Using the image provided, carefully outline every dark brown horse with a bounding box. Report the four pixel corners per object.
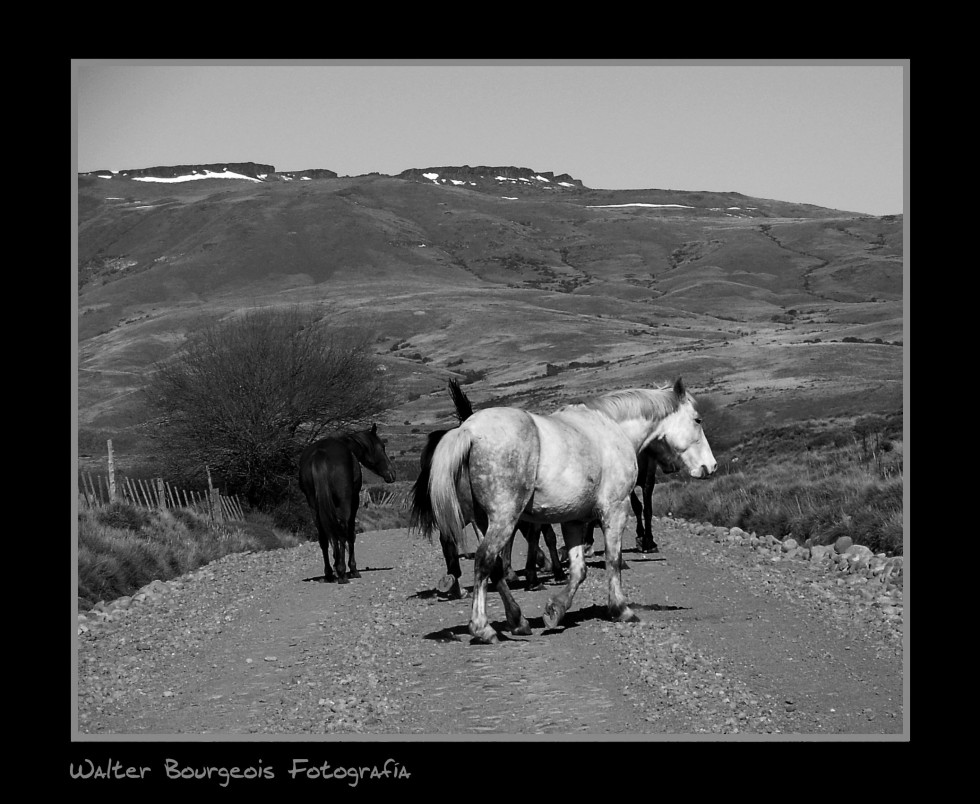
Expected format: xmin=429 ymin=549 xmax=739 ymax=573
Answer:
xmin=410 ymin=380 xmax=565 ymax=599
xmin=299 ymin=424 xmax=396 ymax=583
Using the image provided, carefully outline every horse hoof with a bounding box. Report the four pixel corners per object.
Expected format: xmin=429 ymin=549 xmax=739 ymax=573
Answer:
xmin=469 ymin=624 xmax=499 ymax=644
xmin=528 ymin=582 xmax=546 ymax=592
xmin=338 ymin=577 xmax=350 ymax=585
xmin=511 ymin=618 xmax=532 ymax=636
xmin=349 ymin=571 xmax=361 ymax=579
xmin=616 ymin=609 xmax=641 ymax=624
xmin=620 ymin=561 xmax=631 ymax=571
xmin=438 ymin=582 xmax=463 ymax=600
xmin=436 ymin=574 xmax=458 ymax=594
xmin=543 ymin=600 xmax=566 ymax=629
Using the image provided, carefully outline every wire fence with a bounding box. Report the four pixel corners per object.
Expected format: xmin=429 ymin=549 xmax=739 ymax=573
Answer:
xmin=77 ymin=440 xmax=411 ymax=523
xmin=359 ymin=486 xmax=412 ymax=510
xmin=77 ymin=440 xmax=245 ymax=523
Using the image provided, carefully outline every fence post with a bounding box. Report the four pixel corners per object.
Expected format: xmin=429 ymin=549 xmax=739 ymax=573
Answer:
xmin=107 ymin=440 xmax=117 ymax=502
xmin=155 ymin=478 xmax=166 ymax=510
xmin=207 ymin=466 xmax=223 ymax=524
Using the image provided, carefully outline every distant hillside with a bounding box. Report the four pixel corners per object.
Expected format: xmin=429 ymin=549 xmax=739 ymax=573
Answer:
xmin=76 ymin=162 xmax=903 ymax=469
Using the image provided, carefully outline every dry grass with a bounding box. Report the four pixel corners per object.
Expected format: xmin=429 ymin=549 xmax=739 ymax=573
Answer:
xmin=76 ymin=504 xmax=304 ymax=609
xmin=650 ymin=421 xmax=904 ymax=555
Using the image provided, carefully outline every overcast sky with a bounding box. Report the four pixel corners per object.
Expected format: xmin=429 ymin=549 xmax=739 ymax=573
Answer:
xmin=73 ymin=60 xmax=907 ymax=216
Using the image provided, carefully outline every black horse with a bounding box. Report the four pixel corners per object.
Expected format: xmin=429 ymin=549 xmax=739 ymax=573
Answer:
xmin=299 ymin=424 xmax=396 ymax=584
xmin=629 ymin=441 xmax=680 ymax=552
xmin=410 ymin=380 xmax=565 ymax=599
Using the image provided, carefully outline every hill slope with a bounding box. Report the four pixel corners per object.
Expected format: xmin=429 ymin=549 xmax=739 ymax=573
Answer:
xmin=76 ymin=164 xmax=904 ymax=468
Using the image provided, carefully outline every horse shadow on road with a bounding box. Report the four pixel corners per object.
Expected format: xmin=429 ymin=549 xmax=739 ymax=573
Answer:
xmin=423 ymin=603 xmax=614 ymax=644
xmin=301 ymin=566 xmax=393 ymax=584
xmin=631 ymin=602 xmax=688 ymax=612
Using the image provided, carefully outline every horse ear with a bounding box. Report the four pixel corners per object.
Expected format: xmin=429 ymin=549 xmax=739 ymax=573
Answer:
xmin=673 ymin=377 xmax=686 ymax=399
xmin=371 ymin=423 xmax=378 ymax=435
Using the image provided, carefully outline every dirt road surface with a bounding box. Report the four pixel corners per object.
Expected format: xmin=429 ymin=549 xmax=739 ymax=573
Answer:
xmin=76 ymin=517 xmax=905 ymax=742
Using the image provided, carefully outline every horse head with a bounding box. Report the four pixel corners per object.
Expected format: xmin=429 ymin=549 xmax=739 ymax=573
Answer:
xmin=651 ymin=378 xmax=717 ymax=479
xmin=365 ymin=423 xmax=397 ymax=483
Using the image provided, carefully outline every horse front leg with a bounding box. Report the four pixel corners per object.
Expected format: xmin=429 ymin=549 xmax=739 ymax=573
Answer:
xmin=543 ymin=520 xmax=588 ymax=629
xmin=630 ymin=490 xmax=645 ymax=546
xmin=640 ymin=476 xmax=658 ymax=553
xmin=499 ymin=529 xmax=520 ymax=586
xmin=519 ymin=522 xmax=545 ymax=591
xmin=601 ymin=500 xmax=639 ymax=623
xmin=541 ymin=524 xmax=566 ymax=582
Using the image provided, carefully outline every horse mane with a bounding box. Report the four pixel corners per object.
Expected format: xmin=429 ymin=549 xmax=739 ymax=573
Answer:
xmin=579 ymin=385 xmax=685 ymax=422
xmin=340 ymin=427 xmax=376 ymax=456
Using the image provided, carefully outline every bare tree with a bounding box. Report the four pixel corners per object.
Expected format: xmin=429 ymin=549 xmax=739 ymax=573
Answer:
xmin=144 ymin=306 xmax=392 ymax=506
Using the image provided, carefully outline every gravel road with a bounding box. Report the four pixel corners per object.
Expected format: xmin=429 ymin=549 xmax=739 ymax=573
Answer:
xmin=75 ymin=516 xmax=905 ymax=738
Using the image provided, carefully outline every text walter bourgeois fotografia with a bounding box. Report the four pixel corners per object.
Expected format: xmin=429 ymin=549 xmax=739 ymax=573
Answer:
xmin=70 ymin=757 xmax=412 ymax=787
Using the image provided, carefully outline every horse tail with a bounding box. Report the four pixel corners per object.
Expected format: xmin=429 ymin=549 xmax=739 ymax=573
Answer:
xmin=409 ymin=429 xmax=446 ymax=542
xmin=310 ymin=460 xmax=347 ymax=536
xmin=428 ymin=425 xmax=472 ymax=554
xmin=448 ymin=378 xmax=475 ymax=422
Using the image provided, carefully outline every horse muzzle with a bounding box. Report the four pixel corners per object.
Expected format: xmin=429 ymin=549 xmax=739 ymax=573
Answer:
xmin=691 ymin=463 xmax=717 ymax=479
xmin=383 ymin=470 xmax=397 ymax=483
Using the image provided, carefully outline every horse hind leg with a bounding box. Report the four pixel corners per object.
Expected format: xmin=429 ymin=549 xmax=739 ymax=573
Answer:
xmin=330 ymin=531 xmax=349 ymax=584
xmin=311 ymin=509 xmax=337 ymax=583
xmin=318 ymin=533 xmax=337 ymax=583
xmin=346 ymin=503 xmax=361 ymax=579
xmin=490 ymin=556 xmax=532 ymax=637
xmin=436 ymin=531 xmax=464 ymax=599
xmin=470 ymin=520 xmax=529 ymax=643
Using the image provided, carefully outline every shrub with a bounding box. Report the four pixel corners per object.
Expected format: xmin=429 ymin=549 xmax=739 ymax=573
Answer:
xmin=142 ymin=306 xmax=392 ymax=508
xmin=95 ymin=501 xmax=152 ymax=531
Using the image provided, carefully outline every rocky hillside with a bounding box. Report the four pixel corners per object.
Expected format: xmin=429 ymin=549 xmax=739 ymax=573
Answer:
xmin=76 ymin=161 xmax=903 ymax=466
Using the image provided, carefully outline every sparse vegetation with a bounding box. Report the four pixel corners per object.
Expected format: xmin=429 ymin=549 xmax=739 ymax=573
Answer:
xmin=77 ymin=503 xmax=303 ymax=609
xmin=78 ymin=488 xmax=412 ymax=608
xmin=649 ymin=416 xmax=904 ymax=555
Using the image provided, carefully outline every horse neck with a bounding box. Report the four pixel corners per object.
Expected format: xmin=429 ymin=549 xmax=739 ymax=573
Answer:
xmin=615 ymin=417 xmax=662 ymax=453
xmin=341 ymin=431 xmax=371 ymax=464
